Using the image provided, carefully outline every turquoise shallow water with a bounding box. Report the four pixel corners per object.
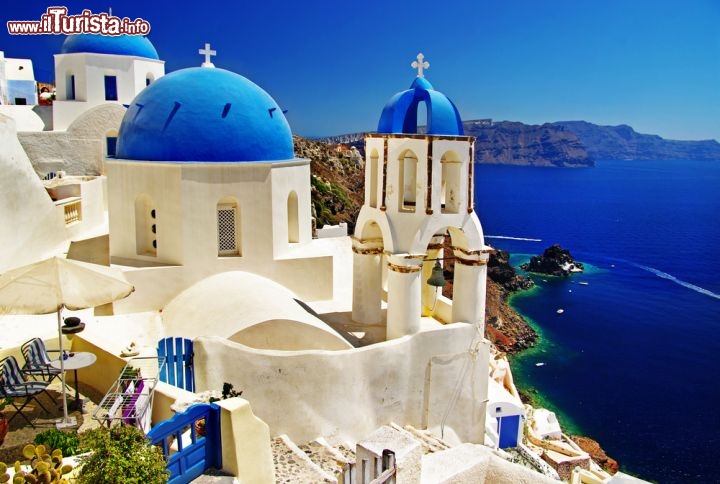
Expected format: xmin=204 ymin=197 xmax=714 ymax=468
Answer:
xmin=474 ymin=160 xmax=720 ymax=482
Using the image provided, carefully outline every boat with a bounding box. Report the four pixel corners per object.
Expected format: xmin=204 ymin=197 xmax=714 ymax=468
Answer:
xmin=556 ymin=309 xmax=564 ymax=314
xmin=579 ymin=282 xmax=589 ymax=286
xmin=535 ymin=362 xmax=545 ymax=367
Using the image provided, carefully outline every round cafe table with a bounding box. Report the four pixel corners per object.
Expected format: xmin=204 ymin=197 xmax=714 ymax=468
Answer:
xmin=50 ymin=351 xmax=97 ymax=412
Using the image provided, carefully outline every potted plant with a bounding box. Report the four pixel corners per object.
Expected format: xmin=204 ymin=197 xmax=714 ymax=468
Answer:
xmin=194 ymin=383 xmax=243 ymax=437
xmin=0 ymin=443 xmax=73 ymax=483
xmin=0 ymin=396 xmax=10 ymax=446
xmin=76 ymin=425 xmax=168 ymax=483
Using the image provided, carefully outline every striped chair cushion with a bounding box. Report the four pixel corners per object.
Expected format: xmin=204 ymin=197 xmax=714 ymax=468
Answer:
xmin=1 ymin=356 xmax=49 ymax=397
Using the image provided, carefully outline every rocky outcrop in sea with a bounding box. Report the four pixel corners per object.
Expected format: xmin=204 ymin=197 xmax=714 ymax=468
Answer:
xmin=521 ymin=244 xmax=584 ymax=276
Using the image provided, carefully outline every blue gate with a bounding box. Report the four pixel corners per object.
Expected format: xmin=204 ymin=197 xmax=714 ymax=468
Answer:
xmin=148 ymin=403 xmax=222 ymax=484
xmin=157 ymin=337 xmax=195 ymax=392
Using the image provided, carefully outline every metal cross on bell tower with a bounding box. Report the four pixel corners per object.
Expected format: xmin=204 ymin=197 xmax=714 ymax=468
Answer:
xmin=411 ymin=53 xmax=429 ymax=78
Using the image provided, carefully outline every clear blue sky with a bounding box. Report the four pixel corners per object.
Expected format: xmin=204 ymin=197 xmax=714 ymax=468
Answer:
xmin=3 ymin=1 xmax=719 ymax=140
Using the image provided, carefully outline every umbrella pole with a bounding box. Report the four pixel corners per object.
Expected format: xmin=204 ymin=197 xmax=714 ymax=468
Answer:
xmin=56 ymin=309 xmax=75 ymax=428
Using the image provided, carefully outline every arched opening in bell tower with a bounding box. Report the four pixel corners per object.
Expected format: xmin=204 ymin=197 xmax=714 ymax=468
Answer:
xmin=398 ymin=149 xmax=418 ymax=212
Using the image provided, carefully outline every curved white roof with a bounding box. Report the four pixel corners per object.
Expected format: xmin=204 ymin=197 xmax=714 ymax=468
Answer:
xmin=161 ymin=271 xmax=351 ymax=351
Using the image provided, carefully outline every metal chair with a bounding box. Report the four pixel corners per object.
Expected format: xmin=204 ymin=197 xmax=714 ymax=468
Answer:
xmin=0 ymin=356 xmax=51 ymax=427
xmin=21 ymin=338 xmax=62 ymax=383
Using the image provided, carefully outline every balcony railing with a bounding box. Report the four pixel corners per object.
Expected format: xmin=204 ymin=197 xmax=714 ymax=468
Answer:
xmin=55 ymin=197 xmax=82 ymax=225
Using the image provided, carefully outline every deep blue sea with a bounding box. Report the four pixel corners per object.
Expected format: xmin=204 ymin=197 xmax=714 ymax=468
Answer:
xmin=473 ymin=160 xmax=720 ymax=482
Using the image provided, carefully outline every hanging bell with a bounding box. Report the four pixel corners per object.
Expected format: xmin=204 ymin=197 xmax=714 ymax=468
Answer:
xmin=426 ymin=261 xmax=446 ymax=287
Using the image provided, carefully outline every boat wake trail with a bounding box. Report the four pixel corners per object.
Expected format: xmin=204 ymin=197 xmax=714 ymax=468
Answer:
xmin=486 ymin=235 xmax=542 ymax=242
xmin=632 ymin=263 xmax=720 ymax=300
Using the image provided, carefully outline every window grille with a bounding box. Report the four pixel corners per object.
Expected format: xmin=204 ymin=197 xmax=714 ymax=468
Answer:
xmin=217 ymin=206 xmax=237 ymax=254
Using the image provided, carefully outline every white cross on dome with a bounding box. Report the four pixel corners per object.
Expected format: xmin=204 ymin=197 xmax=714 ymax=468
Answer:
xmin=411 ymin=53 xmax=429 ymax=78
xmin=199 ymin=43 xmax=216 ymax=68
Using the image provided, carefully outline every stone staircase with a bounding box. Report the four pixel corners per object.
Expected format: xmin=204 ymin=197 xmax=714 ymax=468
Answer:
xmin=272 ymin=424 xmax=454 ymax=483
xmin=272 ymin=435 xmax=354 ymax=483
xmin=271 ymin=424 xmax=558 ymax=483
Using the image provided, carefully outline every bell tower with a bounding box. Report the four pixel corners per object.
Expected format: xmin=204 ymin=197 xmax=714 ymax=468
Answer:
xmin=352 ymin=55 xmax=490 ymax=340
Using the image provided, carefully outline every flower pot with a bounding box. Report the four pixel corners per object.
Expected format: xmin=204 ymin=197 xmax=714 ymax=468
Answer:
xmin=0 ymin=415 xmax=9 ymax=446
xmin=195 ymin=419 xmax=206 ymax=437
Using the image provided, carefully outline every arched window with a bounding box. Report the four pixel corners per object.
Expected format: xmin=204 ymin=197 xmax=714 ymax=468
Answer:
xmin=134 ymin=195 xmax=156 ymax=256
xmin=440 ymin=151 xmax=463 ymax=214
xmin=217 ymin=198 xmax=241 ymax=256
xmin=416 ymin=101 xmax=428 ymax=132
xmin=287 ymin=191 xmax=299 ymax=243
xmin=399 ymin=150 xmax=418 ymax=212
xmin=369 ymin=149 xmax=379 ymax=208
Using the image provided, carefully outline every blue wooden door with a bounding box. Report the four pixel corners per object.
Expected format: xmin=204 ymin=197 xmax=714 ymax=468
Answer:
xmin=498 ymin=415 xmax=521 ymax=448
xmin=157 ymin=337 xmax=195 ymax=392
xmin=148 ymin=403 xmax=222 ymax=484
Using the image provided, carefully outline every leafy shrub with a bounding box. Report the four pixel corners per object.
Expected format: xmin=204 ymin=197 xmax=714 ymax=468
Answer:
xmin=34 ymin=429 xmax=81 ymax=457
xmin=77 ymin=425 xmax=169 ymax=484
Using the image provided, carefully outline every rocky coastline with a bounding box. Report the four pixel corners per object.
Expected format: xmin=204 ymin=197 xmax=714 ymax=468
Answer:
xmin=487 ymin=245 xmax=619 ymax=475
xmin=484 ymin=249 xmax=537 ymax=353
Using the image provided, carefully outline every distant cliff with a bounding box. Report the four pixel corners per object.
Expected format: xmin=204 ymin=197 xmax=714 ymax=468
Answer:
xmin=554 ymin=120 xmax=720 ymax=161
xmin=295 ymin=136 xmax=364 ymax=233
xmin=465 ymin=120 xmax=595 ymax=168
xmin=320 ymin=121 xmax=596 ymax=168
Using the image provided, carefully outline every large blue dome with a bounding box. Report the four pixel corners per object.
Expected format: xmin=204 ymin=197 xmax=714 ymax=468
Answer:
xmin=116 ymin=67 xmax=294 ymax=162
xmin=61 ymin=34 xmax=159 ymax=59
xmin=377 ymin=77 xmax=464 ymax=136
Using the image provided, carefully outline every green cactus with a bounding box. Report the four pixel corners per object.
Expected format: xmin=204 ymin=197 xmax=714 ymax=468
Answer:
xmin=0 ymin=443 xmax=72 ymax=484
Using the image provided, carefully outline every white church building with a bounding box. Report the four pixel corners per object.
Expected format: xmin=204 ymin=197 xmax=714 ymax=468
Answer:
xmin=0 ymin=34 xmax=620 ymax=483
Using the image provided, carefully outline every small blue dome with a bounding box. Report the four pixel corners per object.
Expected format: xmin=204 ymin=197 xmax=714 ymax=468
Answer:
xmin=61 ymin=34 xmax=159 ymax=59
xmin=377 ymin=77 xmax=464 ymax=136
xmin=116 ymin=67 xmax=294 ymax=162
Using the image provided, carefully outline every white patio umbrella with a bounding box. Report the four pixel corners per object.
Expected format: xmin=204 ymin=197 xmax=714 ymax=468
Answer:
xmin=0 ymin=256 xmax=134 ymax=426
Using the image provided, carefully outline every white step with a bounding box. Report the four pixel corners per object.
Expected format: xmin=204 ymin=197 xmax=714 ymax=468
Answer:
xmin=297 ymin=439 xmax=352 ymax=483
xmin=421 ymin=443 xmax=491 ymax=483
xmin=403 ymin=425 xmax=452 ymax=453
xmin=272 ymin=435 xmax=336 ymax=483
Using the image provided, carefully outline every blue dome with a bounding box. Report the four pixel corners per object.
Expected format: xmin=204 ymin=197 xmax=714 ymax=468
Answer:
xmin=61 ymin=34 xmax=159 ymax=59
xmin=377 ymin=77 xmax=464 ymax=136
xmin=116 ymin=67 xmax=294 ymax=162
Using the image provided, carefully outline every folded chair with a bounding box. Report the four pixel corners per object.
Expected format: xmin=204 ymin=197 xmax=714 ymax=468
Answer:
xmin=21 ymin=338 xmax=62 ymax=383
xmin=0 ymin=356 xmax=51 ymax=427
